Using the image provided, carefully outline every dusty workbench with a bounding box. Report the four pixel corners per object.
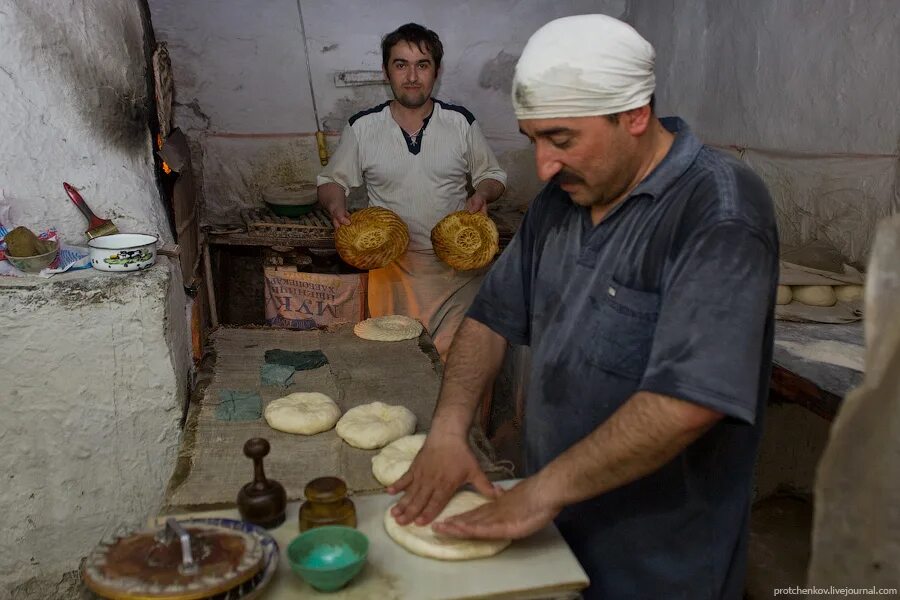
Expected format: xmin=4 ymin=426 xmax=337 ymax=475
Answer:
xmin=155 ymin=482 xmax=588 ymax=600
xmin=164 ymin=325 xmax=507 ymax=511
xmin=771 ymin=321 xmax=865 ymax=420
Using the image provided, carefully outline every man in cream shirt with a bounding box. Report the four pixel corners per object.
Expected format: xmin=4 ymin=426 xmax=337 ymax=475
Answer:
xmin=318 ymin=23 xmax=506 ymax=359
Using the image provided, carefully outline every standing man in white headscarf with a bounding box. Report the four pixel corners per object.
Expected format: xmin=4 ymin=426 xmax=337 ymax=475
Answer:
xmin=389 ymin=14 xmax=778 ymax=599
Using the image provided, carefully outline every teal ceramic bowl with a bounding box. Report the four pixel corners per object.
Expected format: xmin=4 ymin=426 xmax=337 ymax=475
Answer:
xmin=287 ymin=526 xmax=369 ymax=592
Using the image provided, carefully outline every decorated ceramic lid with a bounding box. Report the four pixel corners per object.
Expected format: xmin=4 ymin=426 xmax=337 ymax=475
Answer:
xmin=82 ymin=519 xmax=264 ymax=600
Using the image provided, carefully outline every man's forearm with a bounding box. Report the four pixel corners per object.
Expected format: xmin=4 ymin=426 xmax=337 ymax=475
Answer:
xmin=317 ymin=182 xmax=347 ymax=212
xmin=431 ymin=318 xmax=507 ymax=438
xmin=474 ymin=179 xmax=505 ymax=204
xmin=537 ymin=391 xmax=723 ymax=508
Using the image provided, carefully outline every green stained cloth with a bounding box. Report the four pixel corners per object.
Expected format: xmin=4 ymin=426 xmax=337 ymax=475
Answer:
xmin=260 ymin=363 xmax=296 ymax=387
xmin=264 ymin=349 xmax=329 ymax=371
xmin=215 ymin=390 xmax=262 ymax=421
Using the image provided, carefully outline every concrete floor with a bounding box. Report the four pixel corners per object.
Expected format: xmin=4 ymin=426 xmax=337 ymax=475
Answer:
xmin=746 ymin=495 xmax=814 ymax=599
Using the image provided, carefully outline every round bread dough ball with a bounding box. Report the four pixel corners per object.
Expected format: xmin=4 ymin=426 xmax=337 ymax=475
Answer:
xmin=384 ymin=491 xmax=511 ymax=560
xmin=264 ymin=392 xmax=341 ymax=435
xmin=776 ymin=285 xmax=792 ymax=305
xmin=353 ymin=315 xmax=423 ymax=342
xmin=791 ymin=285 xmax=837 ymax=307
xmin=834 ymin=285 xmax=864 ymax=303
xmin=336 ymin=402 xmax=416 ymax=449
xmin=371 ymin=433 xmax=427 ymax=486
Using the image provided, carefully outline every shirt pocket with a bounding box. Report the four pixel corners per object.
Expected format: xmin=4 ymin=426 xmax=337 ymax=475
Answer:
xmin=586 ymin=278 xmax=660 ymax=380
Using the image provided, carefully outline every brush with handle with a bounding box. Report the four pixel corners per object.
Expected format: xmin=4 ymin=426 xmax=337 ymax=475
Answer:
xmin=63 ymin=182 xmax=119 ymax=239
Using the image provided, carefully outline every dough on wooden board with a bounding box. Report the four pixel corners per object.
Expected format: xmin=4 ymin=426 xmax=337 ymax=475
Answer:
xmin=371 ymin=434 xmax=426 ymax=486
xmin=834 ymin=285 xmax=864 ymax=302
xmin=353 ymin=315 xmax=423 ymax=342
xmin=264 ymin=392 xmax=341 ymax=435
xmin=776 ymin=285 xmax=792 ymax=305
xmin=336 ymin=402 xmax=416 ymax=449
xmin=792 ymin=285 xmax=837 ymax=307
xmin=384 ymin=491 xmax=511 ymax=560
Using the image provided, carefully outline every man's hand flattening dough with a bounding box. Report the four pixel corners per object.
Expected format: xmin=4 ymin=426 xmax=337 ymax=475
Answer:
xmin=388 ymin=432 xmax=497 ymax=526
xmin=432 ymin=476 xmax=562 ymax=540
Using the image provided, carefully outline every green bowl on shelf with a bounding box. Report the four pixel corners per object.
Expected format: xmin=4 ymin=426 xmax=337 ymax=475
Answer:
xmin=286 ymin=526 xmax=369 ymax=592
xmin=262 ymin=183 xmax=318 ymax=218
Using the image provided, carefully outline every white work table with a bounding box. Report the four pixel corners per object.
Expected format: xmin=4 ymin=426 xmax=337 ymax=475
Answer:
xmin=158 ymin=482 xmax=589 ymax=600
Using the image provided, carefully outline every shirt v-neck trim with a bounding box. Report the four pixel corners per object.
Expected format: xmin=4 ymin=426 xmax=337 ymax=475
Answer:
xmin=393 ymin=100 xmax=435 ymax=156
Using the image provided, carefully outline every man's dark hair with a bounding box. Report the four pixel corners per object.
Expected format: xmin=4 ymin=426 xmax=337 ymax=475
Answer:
xmin=381 ymin=23 xmax=444 ymax=70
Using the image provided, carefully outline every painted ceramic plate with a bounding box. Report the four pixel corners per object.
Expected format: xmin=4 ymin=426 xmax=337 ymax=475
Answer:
xmin=178 ymin=518 xmax=279 ymax=600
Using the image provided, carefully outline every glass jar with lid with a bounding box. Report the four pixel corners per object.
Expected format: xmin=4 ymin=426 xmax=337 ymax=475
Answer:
xmin=298 ymin=476 xmax=357 ymax=532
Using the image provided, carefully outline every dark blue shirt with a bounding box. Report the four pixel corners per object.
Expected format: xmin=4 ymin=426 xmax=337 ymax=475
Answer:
xmin=468 ymin=118 xmax=778 ymax=599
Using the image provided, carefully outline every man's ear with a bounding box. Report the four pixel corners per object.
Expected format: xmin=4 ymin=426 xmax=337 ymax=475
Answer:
xmin=624 ymin=105 xmax=652 ymax=136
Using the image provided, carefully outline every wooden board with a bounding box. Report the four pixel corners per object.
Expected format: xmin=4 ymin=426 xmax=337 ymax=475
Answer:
xmin=157 ymin=481 xmax=589 ymax=600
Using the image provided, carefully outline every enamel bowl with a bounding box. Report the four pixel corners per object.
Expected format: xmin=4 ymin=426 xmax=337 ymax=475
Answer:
xmin=88 ymin=233 xmax=158 ymax=272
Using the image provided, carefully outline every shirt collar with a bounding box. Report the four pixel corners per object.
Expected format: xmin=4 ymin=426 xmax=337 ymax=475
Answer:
xmin=629 ymin=116 xmax=702 ymax=201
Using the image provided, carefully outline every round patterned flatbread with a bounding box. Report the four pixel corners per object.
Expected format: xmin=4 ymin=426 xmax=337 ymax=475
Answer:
xmin=353 ymin=315 xmax=423 ymax=342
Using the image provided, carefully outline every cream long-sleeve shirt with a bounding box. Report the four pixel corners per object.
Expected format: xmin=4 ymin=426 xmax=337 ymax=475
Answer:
xmin=317 ymin=100 xmax=507 ymax=251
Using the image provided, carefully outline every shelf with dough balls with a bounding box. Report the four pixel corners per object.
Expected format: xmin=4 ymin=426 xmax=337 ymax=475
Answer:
xmin=775 ymin=283 xmax=864 ymax=307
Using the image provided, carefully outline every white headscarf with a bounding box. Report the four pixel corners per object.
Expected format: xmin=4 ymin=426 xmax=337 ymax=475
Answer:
xmin=512 ymin=14 xmax=656 ymax=119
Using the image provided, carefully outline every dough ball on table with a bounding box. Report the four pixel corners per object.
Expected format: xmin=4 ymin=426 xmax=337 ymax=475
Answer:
xmin=834 ymin=285 xmax=864 ymax=302
xmin=775 ymin=285 xmax=792 ymax=305
xmin=371 ymin=433 xmax=427 ymax=486
xmin=384 ymin=491 xmax=511 ymax=560
xmin=353 ymin=315 xmax=423 ymax=342
xmin=264 ymin=392 xmax=341 ymax=435
xmin=336 ymin=402 xmax=416 ymax=449
xmin=792 ymin=285 xmax=836 ymax=307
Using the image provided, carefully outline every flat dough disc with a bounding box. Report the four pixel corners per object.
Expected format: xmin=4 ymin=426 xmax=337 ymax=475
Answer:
xmin=336 ymin=401 xmax=416 ymax=449
xmin=353 ymin=315 xmax=423 ymax=342
xmin=371 ymin=433 xmax=426 ymax=486
xmin=384 ymin=491 xmax=511 ymax=560
xmin=264 ymin=392 xmax=341 ymax=435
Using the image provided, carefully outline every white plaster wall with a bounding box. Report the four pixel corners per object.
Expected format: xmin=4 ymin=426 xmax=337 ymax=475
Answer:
xmin=148 ymin=0 xmax=628 ymax=223
xmin=628 ymin=0 xmax=899 ymax=262
xmin=0 ymin=260 xmax=189 ymax=591
xmin=0 ymin=0 xmax=172 ymax=243
xmin=0 ymin=0 xmax=189 ymax=594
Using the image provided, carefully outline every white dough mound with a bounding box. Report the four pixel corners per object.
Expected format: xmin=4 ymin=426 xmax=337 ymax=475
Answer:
xmin=371 ymin=433 xmax=427 ymax=486
xmin=264 ymin=392 xmax=341 ymax=435
xmin=384 ymin=491 xmax=511 ymax=560
xmin=353 ymin=315 xmax=423 ymax=342
xmin=336 ymin=401 xmax=416 ymax=449
xmin=834 ymin=284 xmax=864 ymax=302
xmin=792 ymin=285 xmax=837 ymax=307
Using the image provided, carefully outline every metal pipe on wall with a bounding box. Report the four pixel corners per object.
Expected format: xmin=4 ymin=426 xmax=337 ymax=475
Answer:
xmin=295 ymin=0 xmax=329 ymax=166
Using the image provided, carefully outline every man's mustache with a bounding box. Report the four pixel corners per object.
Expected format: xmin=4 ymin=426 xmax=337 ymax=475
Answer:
xmin=551 ymin=170 xmax=584 ymax=187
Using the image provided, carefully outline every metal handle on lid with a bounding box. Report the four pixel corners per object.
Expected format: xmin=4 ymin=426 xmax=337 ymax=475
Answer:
xmin=157 ymin=518 xmax=198 ymax=575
